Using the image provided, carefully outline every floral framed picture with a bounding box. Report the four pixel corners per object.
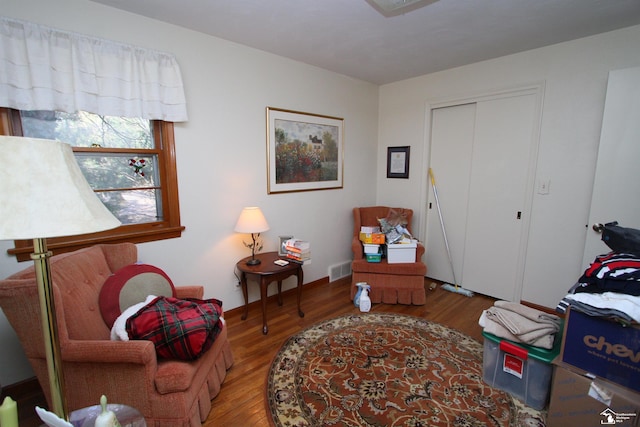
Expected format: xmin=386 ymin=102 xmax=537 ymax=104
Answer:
xmin=266 ymin=107 xmax=344 ymax=194
xmin=386 ymin=146 xmax=410 ymax=179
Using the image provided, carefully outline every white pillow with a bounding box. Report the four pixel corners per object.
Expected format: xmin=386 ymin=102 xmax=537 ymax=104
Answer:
xmin=110 ymin=295 xmax=157 ymax=341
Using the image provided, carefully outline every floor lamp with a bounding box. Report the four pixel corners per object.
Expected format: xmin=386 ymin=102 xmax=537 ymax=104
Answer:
xmin=0 ymin=136 xmax=121 ymax=420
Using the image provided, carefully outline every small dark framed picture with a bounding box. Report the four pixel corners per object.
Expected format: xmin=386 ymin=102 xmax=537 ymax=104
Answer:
xmin=387 ymin=146 xmax=410 ymax=178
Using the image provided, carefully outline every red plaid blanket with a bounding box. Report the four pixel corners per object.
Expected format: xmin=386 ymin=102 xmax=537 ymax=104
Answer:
xmin=126 ymin=296 xmax=223 ymax=360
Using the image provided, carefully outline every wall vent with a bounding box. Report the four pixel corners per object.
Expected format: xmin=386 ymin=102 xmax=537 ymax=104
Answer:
xmin=329 ymin=261 xmax=352 ymax=282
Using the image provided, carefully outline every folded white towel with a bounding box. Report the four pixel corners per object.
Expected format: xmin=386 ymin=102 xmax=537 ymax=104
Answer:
xmin=479 ymin=301 xmax=561 ymax=350
xmin=566 ymin=292 xmax=640 ymax=323
xmin=489 ymin=304 xmax=560 ymax=337
xmin=480 ymin=310 xmax=557 ymax=349
xmin=494 ymin=300 xmax=561 ymax=328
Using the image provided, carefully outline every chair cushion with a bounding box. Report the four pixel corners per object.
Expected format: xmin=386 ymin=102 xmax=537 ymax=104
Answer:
xmin=99 ymin=264 xmax=176 ymax=328
xmin=110 ymin=294 xmax=158 ymax=341
xmin=126 ymin=297 xmax=224 ymax=361
xmin=352 ymin=258 xmax=426 ymax=275
xmin=50 ymin=245 xmax=116 ymax=340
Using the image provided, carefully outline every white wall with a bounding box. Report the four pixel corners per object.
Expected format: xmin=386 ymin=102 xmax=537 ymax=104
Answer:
xmin=377 ymin=24 xmax=640 ymax=309
xmin=0 ymin=0 xmax=379 ymax=386
xmin=2 ymin=0 xmax=639 ymax=388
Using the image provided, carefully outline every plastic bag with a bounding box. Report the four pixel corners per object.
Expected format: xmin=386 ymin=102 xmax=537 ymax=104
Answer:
xmin=602 ymin=221 xmax=640 ymax=256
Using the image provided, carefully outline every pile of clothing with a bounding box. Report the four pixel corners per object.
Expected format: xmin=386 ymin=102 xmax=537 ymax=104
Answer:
xmin=556 ymin=222 xmax=640 ymax=326
xmin=479 ymin=301 xmax=562 ymax=350
xmin=556 ymin=251 xmax=640 ymax=325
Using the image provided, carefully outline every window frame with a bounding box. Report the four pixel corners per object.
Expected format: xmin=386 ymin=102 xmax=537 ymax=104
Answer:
xmin=1 ymin=108 xmax=184 ymax=262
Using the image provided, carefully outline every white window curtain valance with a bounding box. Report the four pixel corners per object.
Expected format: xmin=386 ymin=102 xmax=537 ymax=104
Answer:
xmin=0 ymin=16 xmax=188 ymax=121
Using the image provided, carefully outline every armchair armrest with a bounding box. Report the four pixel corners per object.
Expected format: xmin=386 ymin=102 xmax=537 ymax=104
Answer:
xmin=61 ymin=339 xmax=159 ymax=410
xmin=416 ymin=242 xmax=425 ymax=261
xmin=352 ymin=236 xmax=364 ymax=260
xmin=62 ymin=339 xmax=156 ymax=365
xmin=174 ymin=285 xmax=204 ymax=299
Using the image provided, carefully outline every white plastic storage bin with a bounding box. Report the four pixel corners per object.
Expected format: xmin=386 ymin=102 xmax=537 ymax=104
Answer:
xmin=363 ymin=244 xmax=380 ymax=254
xmin=482 ymin=331 xmax=559 ymax=410
xmin=386 ymin=242 xmax=417 ymax=263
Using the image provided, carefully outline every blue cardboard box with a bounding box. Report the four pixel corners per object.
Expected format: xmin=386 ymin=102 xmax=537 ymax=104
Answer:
xmin=561 ymin=308 xmax=640 ymax=392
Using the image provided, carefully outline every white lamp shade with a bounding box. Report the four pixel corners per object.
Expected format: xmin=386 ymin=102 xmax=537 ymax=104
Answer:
xmin=234 ymin=207 xmax=270 ymax=234
xmin=0 ymin=136 xmax=121 ymax=239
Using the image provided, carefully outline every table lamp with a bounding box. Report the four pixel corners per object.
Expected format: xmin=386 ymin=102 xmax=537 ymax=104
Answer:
xmin=0 ymin=136 xmax=121 ymax=420
xmin=234 ymin=207 xmax=270 ymax=265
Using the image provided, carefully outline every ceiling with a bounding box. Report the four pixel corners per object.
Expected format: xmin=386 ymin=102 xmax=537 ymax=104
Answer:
xmin=88 ymin=0 xmax=640 ymax=85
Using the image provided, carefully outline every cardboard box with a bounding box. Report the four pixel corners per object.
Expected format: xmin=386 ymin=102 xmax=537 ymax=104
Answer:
xmin=386 ymin=241 xmax=417 ymax=263
xmin=482 ymin=330 xmax=559 ymax=410
xmin=360 ymin=226 xmax=380 ymax=234
xmin=359 ymin=232 xmax=385 ymax=244
xmin=547 ymin=361 xmax=640 ymax=427
xmin=561 ymin=308 xmax=640 ymax=392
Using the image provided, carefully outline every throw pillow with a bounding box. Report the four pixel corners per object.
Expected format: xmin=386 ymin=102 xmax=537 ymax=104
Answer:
xmin=126 ymin=297 xmax=224 ymax=360
xmin=110 ymin=294 xmax=158 ymax=341
xmin=99 ymin=263 xmax=176 ymax=328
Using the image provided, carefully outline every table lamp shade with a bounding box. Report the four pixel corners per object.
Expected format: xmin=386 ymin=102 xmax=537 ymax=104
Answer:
xmin=234 ymin=207 xmax=270 ymax=234
xmin=0 ymin=136 xmax=121 ymax=239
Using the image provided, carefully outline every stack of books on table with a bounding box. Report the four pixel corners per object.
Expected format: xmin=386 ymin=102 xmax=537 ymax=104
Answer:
xmin=284 ymin=239 xmax=311 ymax=264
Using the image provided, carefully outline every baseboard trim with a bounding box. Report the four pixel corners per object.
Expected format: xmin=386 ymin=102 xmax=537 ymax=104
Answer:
xmin=1 ymin=376 xmax=47 ymax=425
xmin=2 ymin=376 xmax=41 ymax=399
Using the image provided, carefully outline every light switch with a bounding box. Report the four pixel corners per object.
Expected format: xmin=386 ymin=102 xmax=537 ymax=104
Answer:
xmin=537 ymin=179 xmax=550 ymax=195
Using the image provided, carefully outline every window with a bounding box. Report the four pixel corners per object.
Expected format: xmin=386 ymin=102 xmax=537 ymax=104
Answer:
xmin=1 ymin=108 xmax=184 ymax=261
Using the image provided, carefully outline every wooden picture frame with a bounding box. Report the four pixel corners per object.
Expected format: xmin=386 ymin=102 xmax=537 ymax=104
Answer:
xmin=278 ymin=235 xmax=293 ymax=256
xmin=387 ymin=146 xmax=410 ymax=178
xmin=266 ymin=107 xmax=344 ymax=194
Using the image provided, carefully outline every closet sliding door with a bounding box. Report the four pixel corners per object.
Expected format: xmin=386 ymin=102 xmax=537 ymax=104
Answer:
xmin=426 ymin=103 xmax=475 ymax=288
xmin=426 ymin=91 xmax=538 ymax=301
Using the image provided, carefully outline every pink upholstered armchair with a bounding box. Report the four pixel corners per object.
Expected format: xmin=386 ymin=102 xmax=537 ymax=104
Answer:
xmin=0 ymin=243 xmax=233 ymax=427
xmin=351 ymin=206 xmax=427 ymax=305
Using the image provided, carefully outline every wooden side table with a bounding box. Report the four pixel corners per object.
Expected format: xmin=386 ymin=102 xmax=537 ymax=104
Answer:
xmin=236 ymin=251 xmax=304 ymax=334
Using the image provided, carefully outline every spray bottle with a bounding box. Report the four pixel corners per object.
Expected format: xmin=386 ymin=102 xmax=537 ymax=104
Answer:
xmin=357 ymin=283 xmax=371 ymax=312
xmin=354 ymin=282 xmax=366 ymax=307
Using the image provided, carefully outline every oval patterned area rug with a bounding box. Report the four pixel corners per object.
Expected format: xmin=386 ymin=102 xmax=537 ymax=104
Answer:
xmin=266 ymin=313 xmax=545 ymax=427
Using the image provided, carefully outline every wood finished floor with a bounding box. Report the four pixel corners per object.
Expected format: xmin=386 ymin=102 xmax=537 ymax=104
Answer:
xmin=206 ymin=277 xmax=496 ymax=426
xmin=10 ymin=277 xmax=495 ymax=426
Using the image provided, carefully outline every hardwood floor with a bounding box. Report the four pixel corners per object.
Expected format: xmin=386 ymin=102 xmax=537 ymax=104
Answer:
xmin=206 ymin=277 xmax=496 ymax=426
xmin=7 ymin=277 xmax=495 ymax=427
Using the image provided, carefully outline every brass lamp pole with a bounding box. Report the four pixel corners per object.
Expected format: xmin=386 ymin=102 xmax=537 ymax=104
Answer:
xmin=0 ymin=136 xmax=120 ymax=420
xmin=31 ymin=237 xmax=67 ymax=417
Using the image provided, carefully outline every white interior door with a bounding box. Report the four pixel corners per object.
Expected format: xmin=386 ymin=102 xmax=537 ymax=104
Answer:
xmin=461 ymin=94 xmax=536 ymax=300
xmin=426 ymin=103 xmax=475 ymax=284
xmin=582 ymin=66 xmax=640 ymax=267
xmin=426 ymin=91 xmax=539 ymax=301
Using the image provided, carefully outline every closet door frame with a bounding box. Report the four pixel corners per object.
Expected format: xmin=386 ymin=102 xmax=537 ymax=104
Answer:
xmin=420 ymin=83 xmax=545 ymax=301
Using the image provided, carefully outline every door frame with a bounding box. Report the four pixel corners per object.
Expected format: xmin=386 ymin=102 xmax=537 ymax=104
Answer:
xmin=419 ymin=82 xmax=545 ymax=301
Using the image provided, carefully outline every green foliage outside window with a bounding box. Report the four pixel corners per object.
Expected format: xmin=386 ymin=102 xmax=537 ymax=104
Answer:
xmin=20 ymin=110 xmax=161 ymax=224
